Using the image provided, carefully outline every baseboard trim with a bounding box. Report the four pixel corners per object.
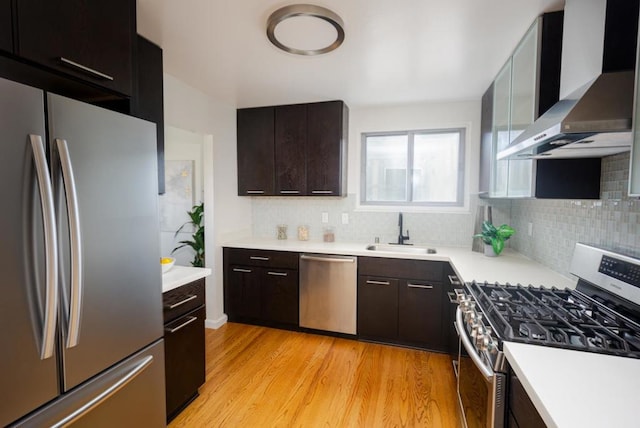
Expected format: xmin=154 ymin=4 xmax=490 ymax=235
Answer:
xmin=205 ymin=314 xmax=228 ymax=330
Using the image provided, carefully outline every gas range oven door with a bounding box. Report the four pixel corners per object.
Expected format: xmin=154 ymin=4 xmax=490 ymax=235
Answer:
xmin=455 ymin=307 xmax=506 ymax=428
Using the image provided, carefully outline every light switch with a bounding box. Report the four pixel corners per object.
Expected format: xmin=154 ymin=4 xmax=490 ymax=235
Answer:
xmin=321 ymin=212 xmax=329 ymax=223
xmin=341 ymin=213 xmax=349 ymax=224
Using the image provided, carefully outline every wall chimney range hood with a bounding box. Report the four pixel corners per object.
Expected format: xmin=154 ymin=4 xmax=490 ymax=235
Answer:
xmin=498 ymin=0 xmax=639 ymax=160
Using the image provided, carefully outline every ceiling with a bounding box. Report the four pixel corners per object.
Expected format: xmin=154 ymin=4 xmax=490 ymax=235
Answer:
xmin=136 ymin=0 xmax=564 ymax=109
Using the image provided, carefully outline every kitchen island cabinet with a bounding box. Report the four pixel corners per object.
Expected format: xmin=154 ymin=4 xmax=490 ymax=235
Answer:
xmin=504 ymin=342 xmax=640 ymax=428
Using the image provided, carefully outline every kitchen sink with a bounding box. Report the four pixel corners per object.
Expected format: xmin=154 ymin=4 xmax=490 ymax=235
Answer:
xmin=366 ymin=244 xmax=437 ymax=254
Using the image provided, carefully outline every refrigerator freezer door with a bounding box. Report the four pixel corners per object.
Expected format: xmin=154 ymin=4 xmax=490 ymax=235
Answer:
xmin=11 ymin=339 xmax=166 ymax=428
xmin=0 ymin=78 xmax=60 ymax=426
xmin=47 ymin=93 xmax=163 ymax=391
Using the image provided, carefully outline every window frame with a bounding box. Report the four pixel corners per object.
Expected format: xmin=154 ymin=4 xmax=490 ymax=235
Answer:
xmin=360 ymin=128 xmax=466 ymax=207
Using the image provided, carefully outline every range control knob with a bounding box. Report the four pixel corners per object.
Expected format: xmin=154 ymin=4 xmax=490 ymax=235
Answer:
xmin=476 ymin=334 xmax=491 ymax=352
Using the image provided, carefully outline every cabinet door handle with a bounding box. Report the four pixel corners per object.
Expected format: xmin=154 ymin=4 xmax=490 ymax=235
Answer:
xmin=246 ymin=190 xmax=265 ymax=194
xmin=311 ymin=190 xmax=333 ymax=194
xmin=249 ymin=256 xmax=270 ymax=261
xmin=447 ymin=292 xmax=458 ymax=304
xmin=59 ymin=57 xmax=114 ymax=81
xmin=366 ymin=280 xmax=391 ymax=286
xmin=267 ymin=271 xmax=288 ymax=277
xmin=279 ymin=190 xmax=300 ymax=194
xmin=164 ymin=294 xmax=198 ymax=309
xmin=408 ymin=283 xmax=434 ymax=289
xmin=165 ymin=316 xmax=198 ymax=334
xmin=233 ymin=268 xmax=252 ymax=273
xmin=448 ymin=275 xmax=461 ymax=285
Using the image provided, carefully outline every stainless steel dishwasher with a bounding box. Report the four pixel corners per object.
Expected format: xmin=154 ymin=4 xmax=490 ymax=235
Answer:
xmin=299 ymin=254 xmax=358 ymax=335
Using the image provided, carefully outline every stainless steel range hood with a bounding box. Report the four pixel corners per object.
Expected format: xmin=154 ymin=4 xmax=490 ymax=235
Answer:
xmin=497 ymin=70 xmax=634 ymax=159
xmin=498 ymin=0 xmax=638 ymax=160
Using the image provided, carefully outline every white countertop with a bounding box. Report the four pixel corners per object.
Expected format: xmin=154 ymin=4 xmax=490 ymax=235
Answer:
xmin=223 ymin=238 xmax=575 ymax=288
xmin=504 ymin=342 xmax=640 ymax=428
xmin=162 ymin=265 xmax=212 ymax=293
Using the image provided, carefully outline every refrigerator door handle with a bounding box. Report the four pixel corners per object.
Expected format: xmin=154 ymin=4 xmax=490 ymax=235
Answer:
xmin=55 ymin=138 xmax=83 ymax=349
xmin=49 ymin=355 xmax=154 ymax=428
xmin=30 ymin=134 xmax=58 ymax=360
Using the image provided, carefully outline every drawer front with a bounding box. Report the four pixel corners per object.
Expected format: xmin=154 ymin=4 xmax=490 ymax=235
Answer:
xmin=224 ymin=247 xmax=298 ymax=269
xmin=163 ymin=279 xmax=205 ymax=324
xmin=164 ymin=306 xmax=206 ymax=420
xmin=358 ymin=256 xmax=443 ymax=281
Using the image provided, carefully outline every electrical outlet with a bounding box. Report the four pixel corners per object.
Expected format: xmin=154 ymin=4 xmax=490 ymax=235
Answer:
xmin=321 ymin=212 xmax=329 ymax=223
xmin=341 ymin=213 xmax=349 ymax=224
xmin=528 ymin=222 xmax=533 ymax=237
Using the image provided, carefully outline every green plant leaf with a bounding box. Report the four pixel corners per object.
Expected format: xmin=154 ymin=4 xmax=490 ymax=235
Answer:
xmin=492 ymin=238 xmax=505 ymax=255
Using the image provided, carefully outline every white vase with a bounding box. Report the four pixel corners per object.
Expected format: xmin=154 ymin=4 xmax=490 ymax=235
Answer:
xmin=484 ymin=243 xmax=498 ymax=257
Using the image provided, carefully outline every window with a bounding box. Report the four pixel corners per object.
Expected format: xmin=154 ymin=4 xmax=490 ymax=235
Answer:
xmin=361 ymin=129 xmax=465 ymax=207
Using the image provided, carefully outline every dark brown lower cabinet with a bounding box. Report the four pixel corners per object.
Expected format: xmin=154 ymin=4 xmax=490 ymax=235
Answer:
xmin=508 ymin=370 xmax=546 ymax=428
xmin=163 ymin=279 xmax=206 ymax=422
xmin=357 ymin=257 xmax=445 ymax=351
xmin=357 ymin=276 xmax=399 ymax=339
xmin=223 ymin=248 xmax=299 ymax=328
xmin=261 ymin=268 xmax=299 ymax=325
xmin=398 ymin=280 xmax=443 ymax=347
xmin=164 ymin=306 xmax=206 ymax=422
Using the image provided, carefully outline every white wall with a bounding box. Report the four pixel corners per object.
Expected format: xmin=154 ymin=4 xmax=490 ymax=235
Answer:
xmin=163 ymin=73 xmax=252 ymax=328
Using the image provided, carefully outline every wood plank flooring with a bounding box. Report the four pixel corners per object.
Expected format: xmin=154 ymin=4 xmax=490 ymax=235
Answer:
xmin=169 ymin=323 xmax=460 ymax=427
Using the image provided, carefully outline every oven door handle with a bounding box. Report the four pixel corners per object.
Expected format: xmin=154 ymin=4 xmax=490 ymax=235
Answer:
xmin=455 ymin=307 xmax=494 ymax=381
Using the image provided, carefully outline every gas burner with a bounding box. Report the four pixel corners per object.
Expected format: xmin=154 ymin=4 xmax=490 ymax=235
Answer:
xmin=519 ymin=323 xmax=547 ymax=340
xmin=490 ymin=289 xmax=512 ymax=301
xmin=514 ymin=304 xmax=554 ymax=321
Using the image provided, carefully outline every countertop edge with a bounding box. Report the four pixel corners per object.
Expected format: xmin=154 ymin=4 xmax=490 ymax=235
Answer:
xmin=162 ymin=266 xmax=212 ymax=293
xmin=222 ymin=238 xmax=575 ymax=288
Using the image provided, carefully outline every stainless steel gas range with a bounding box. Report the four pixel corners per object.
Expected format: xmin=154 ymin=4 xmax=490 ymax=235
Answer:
xmin=453 ymin=243 xmax=640 ymax=428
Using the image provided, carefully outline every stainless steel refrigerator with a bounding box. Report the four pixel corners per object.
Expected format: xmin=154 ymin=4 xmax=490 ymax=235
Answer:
xmin=0 ymin=76 xmax=166 ymax=427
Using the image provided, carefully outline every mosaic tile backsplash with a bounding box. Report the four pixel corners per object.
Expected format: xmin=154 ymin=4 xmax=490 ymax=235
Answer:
xmin=251 ymin=153 xmax=639 ymax=278
xmin=510 ymin=152 xmax=640 ymax=277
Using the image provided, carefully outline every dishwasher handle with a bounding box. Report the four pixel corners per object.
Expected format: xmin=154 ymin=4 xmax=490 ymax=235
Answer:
xmin=300 ymin=254 xmax=356 ymax=263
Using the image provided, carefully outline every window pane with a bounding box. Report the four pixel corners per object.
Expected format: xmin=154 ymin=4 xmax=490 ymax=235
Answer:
xmin=365 ymin=135 xmax=408 ymax=201
xmin=413 ymin=132 xmax=459 ymax=202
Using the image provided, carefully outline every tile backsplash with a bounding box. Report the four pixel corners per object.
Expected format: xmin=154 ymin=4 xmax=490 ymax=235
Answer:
xmin=510 ymin=152 xmax=640 ymax=277
xmin=251 ymin=153 xmax=639 ymax=278
xmin=252 ymin=194 xmax=510 ymax=248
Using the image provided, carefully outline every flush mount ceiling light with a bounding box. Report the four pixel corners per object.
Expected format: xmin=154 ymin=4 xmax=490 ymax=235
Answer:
xmin=266 ymin=4 xmax=345 ymax=56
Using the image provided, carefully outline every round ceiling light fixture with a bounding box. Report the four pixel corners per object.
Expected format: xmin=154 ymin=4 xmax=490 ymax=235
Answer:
xmin=266 ymin=4 xmax=345 ymax=56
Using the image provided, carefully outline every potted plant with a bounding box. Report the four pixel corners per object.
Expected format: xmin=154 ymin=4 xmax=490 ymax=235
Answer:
xmin=172 ymin=202 xmax=205 ymax=267
xmin=473 ymin=221 xmax=515 ymax=257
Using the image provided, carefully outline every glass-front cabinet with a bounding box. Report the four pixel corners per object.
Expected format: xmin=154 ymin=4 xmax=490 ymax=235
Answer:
xmin=483 ymin=13 xmax=561 ymax=198
xmin=631 ymin=18 xmax=640 ymax=196
xmin=489 ymin=18 xmax=540 ymax=198
xmin=490 ymin=61 xmax=511 ymax=197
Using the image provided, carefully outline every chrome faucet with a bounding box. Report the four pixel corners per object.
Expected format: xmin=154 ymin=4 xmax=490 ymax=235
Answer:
xmin=397 ymin=212 xmax=410 ymax=245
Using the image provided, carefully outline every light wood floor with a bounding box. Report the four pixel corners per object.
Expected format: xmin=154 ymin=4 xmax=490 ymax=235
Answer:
xmin=169 ymin=323 xmax=460 ymax=427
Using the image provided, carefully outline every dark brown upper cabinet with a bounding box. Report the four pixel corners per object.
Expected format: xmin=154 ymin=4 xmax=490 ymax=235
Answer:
xmin=275 ymin=104 xmax=307 ymax=195
xmin=237 ymin=106 xmax=276 ymax=196
xmin=0 ymin=0 xmax=12 ymax=54
xmin=131 ymin=35 xmax=165 ymax=194
xmin=15 ymin=0 xmax=134 ymax=97
xmin=237 ymin=100 xmax=348 ymax=197
xmin=307 ymin=101 xmax=348 ymax=196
